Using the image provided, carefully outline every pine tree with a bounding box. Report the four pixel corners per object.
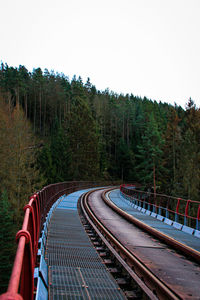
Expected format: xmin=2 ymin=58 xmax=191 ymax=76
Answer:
xmin=65 ymin=95 xmax=100 ymax=180
xmin=116 ymin=139 xmax=135 ymax=181
xmin=136 ymin=113 xmax=164 ymax=191
xmin=50 ymin=122 xmax=72 ymax=182
xmin=176 ymin=99 xmax=200 ymax=200
xmin=162 ymin=108 xmax=182 ymax=194
xmin=37 ymin=143 xmax=56 ymax=184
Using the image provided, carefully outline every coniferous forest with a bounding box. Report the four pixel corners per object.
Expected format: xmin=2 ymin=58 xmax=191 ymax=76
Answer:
xmin=0 ymin=63 xmax=200 ymax=291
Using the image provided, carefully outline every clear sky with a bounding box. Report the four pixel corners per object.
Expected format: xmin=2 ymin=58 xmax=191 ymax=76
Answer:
xmin=1 ymin=0 xmax=200 ymax=108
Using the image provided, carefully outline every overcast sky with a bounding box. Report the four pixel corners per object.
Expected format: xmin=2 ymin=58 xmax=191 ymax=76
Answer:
xmin=1 ymin=0 xmax=200 ymax=108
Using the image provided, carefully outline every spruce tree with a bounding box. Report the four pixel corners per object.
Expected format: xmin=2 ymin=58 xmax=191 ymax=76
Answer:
xmin=136 ymin=113 xmax=164 ymax=191
xmin=116 ymin=139 xmax=135 ymax=181
xmin=37 ymin=143 xmax=56 ymax=184
xmin=163 ymin=108 xmax=182 ymax=194
xmin=176 ymin=99 xmax=200 ymax=200
xmin=65 ymin=96 xmax=100 ymax=180
xmin=50 ymin=122 xmax=72 ymax=182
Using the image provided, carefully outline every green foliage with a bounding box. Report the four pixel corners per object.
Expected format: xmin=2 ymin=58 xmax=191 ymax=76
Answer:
xmin=162 ymin=108 xmax=182 ymax=194
xmin=0 ymin=62 xmax=199 ymax=202
xmin=51 ymin=123 xmax=72 ymax=182
xmin=38 ymin=143 xmax=56 ymax=184
xmin=0 ymin=190 xmax=15 ymax=292
xmin=38 ymin=122 xmax=72 ymax=184
xmin=116 ymin=139 xmax=135 ymax=181
xmin=0 ymin=99 xmax=43 ymax=220
xmin=2 ymin=62 xmax=200 ymax=293
xmin=65 ymin=95 xmax=99 ymax=180
xmin=174 ymin=100 xmax=200 ymax=201
xmin=136 ymin=113 xmax=164 ymax=181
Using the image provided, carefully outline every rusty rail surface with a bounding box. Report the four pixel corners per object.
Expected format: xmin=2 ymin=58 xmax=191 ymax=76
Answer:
xmin=81 ymin=188 xmax=181 ymax=300
xmin=0 ymin=181 xmax=111 ymax=300
xmin=120 ymin=184 xmax=200 ymax=230
xmin=104 ymin=189 xmax=200 ymax=264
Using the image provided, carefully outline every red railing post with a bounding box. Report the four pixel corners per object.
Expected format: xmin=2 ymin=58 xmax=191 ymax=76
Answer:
xmin=184 ymin=200 xmax=191 ymax=226
xmin=175 ymin=198 xmax=181 ymax=222
xmin=16 ymin=230 xmax=34 ymax=300
xmin=32 ymin=194 xmax=40 ymax=243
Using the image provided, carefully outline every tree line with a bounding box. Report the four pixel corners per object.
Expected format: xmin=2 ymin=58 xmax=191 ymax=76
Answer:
xmin=0 ymin=62 xmax=199 ymax=290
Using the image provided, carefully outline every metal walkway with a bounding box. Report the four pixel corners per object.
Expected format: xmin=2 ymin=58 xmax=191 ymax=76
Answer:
xmin=45 ymin=190 xmax=125 ymax=299
xmin=108 ymin=189 xmax=200 ymax=252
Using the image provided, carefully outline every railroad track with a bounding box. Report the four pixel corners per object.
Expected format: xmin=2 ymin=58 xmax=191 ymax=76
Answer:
xmin=79 ymin=187 xmax=200 ymax=300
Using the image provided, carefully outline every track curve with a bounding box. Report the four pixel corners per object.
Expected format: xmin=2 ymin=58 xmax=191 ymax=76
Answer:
xmin=80 ymin=188 xmax=200 ymax=300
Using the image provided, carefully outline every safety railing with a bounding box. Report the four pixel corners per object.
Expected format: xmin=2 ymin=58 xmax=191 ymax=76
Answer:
xmin=0 ymin=181 xmax=111 ymax=300
xmin=120 ymin=184 xmax=200 ymax=230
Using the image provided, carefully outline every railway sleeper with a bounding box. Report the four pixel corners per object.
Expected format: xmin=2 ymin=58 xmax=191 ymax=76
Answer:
xmin=124 ymin=290 xmax=138 ymax=300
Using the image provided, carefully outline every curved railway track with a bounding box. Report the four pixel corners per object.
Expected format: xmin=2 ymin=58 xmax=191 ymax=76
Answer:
xmin=79 ymin=187 xmax=200 ymax=300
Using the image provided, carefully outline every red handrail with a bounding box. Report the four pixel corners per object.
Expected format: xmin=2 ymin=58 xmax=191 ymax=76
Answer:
xmin=0 ymin=181 xmax=112 ymax=300
xmin=185 ymin=200 xmax=191 ymax=218
xmin=176 ymin=198 xmax=181 ymax=214
xmin=120 ymin=184 xmax=200 ymax=225
xmin=197 ymin=205 xmax=200 ymax=222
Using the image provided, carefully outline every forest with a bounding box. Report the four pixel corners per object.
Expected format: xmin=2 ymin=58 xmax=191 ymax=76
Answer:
xmin=0 ymin=62 xmax=200 ymax=291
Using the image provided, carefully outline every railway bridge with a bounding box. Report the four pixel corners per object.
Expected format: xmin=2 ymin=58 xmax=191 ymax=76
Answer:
xmin=0 ymin=182 xmax=200 ymax=299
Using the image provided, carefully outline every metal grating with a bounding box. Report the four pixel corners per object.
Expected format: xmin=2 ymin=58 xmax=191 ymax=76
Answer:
xmin=46 ymin=194 xmax=125 ymax=299
xmin=49 ymin=266 xmax=125 ymax=300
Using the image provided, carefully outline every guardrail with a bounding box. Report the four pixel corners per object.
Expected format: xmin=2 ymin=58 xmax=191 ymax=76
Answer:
xmin=120 ymin=184 xmax=200 ymax=230
xmin=0 ymin=181 xmax=112 ymax=300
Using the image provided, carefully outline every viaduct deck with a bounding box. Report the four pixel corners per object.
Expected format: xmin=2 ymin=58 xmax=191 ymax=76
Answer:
xmin=36 ymin=188 xmax=200 ymax=299
xmin=45 ymin=189 xmax=125 ymax=299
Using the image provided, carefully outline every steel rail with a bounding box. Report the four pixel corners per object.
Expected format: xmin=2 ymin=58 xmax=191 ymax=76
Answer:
xmin=103 ymin=189 xmax=200 ymax=264
xmin=81 ymin=188 xmax=180 ymax=300
xmin=80 ymin=190 xmax=158 ymax=300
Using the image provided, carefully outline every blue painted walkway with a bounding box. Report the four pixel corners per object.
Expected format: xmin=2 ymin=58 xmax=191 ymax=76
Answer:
xmin=43 ymin=189 xmax=125 ymax=299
